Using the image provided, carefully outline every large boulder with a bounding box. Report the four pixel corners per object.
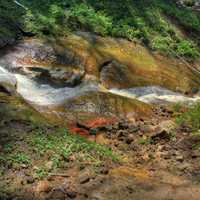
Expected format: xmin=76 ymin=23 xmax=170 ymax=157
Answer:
xmin=38 ymin=90 xmax=153 ymax=126
xmin=0 ymin=33 xmax=199 ymax=93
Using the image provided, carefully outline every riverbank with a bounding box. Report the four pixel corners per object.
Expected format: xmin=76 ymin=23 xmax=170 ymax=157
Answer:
xmin=1 ymin=90 xmax=200 ymax=199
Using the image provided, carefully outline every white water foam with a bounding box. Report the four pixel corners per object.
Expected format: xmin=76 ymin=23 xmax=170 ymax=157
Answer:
xmin=109 ymin=86 xmax=200 ymax=104
xmin=15 ymin=74 xmax=100 ymax=105
xmin=0 ymin=66 xmax=199 ymax=106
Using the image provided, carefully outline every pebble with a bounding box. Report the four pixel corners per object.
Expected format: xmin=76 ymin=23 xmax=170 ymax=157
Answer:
xmin=66 ymin=190 xmax=77 ymax=199
xmin=48 ymin=189 xmax=65 ymax=200
xmin=35 ymin=180 xmax=52 ymax=193
xmin=26 ymin=176 xmax=35 ymax=184
xmin=79 ymin=176 xmax=90 ymax=184
xmin=176 ymin=155 xmax=184 ymax=162
xmin=100 ymin=167 xmax=109 ymax=175
xmin=191 ymin=151 xmax=200 ymax=158
xmin=45 ymin=161 xmax=54 ymax=171
xmin=178 ymin=163 xmax=190 ymax=171
xmin=126 ymin=134 xmax=134 ymax=144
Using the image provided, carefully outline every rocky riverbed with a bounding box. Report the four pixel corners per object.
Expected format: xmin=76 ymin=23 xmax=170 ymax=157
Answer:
xmin=0 ymin=93 xmax=200 ymax=200
xmin=0 ymin=32 xmax=200 ymax=200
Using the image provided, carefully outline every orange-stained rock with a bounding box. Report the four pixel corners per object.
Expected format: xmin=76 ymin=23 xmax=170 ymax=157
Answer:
xmin=38 ymin=91 xmax=153 ymax=127
xmin=1 ymin=32 xmax=199 ymax=93
xmin=35 ymin=180 xmax=52 ymax=193
xmin=0 ymin=32 xmax=199 ymax=129
xmin=110 ymin=166 xmax=150 ymax=181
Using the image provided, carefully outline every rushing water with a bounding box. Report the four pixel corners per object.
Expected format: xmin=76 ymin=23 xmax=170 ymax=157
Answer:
xmin=109 ymin=87 xmax=200 ymax=104
xmin=15 ymin=74 xmax=100 ymax=105
xmin=0 ymin=66 xmax=16 ymax=86
xmin=0 ymin=65 xmax=199 ymax=106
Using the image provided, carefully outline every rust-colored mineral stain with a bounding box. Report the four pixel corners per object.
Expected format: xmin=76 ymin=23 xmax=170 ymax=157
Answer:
xmin=69 ymin=126 xmax=90 ymax=137
xmin=86 ymin=117 xmax=117 ymax=129
xmin=68 ymin=117 xmax=117 ymax=138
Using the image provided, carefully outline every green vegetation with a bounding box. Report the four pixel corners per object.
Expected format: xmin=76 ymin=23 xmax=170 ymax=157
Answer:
xmin=176 ymin=102 xmax=200 ymax=131
xmin=0 ymin=152 xmax=31 ymax=166
xmin=1 ymin=0 xmax=200 ymax=59
xmin=183 ymin=0 xmax=197 ymax=7
xmin=172 ymin=102 xmax=183 ymax=113
xmin=0 ymin=92 xmax=119 ymax=180
xmin=35 ymin=167 xmax=49 ymax=179
xmin=0 ymin=1 xmax=24 ymax=41
xmin=138 ymin=137 xmax=153 ymax=145
xmin=30 ymin=127 xmax=119 ymax=162
xmin=0 ymin=125 xmax=119 ymax=179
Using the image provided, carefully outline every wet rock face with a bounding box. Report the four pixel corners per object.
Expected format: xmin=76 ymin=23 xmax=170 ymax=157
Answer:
xmin=100 ymin=60 xmax=135 ymax=89
xmin=0 ymin=33 xmax=199 ymax=92
xmin=0 ymin=32 xmax=199 ymax=126
xmin=0 ymin=39 xmax=85 ymax=87
xmin=27 ymin=66 xmax=84 ymax=87
xmin=41 ymin=91 xmax=152 ymax=126
xmin=63 ymin=32 xmax=200 ymax=92
xmin=0 ymin=37 xmax=16 ymax=49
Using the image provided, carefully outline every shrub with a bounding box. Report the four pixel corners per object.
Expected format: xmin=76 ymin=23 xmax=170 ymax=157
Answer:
xmin=176 ymin=102 xmax=200 ymax=131
xmin=176 ymin=40 xmax=200 ymax=59
xmin=1 ymin=0 xmax=200 ymax=60
xmin=183 ymin=0 xmax=196 ymax=7
xmin=151 ymin=36 xmax=174 ymax=54
xmin=67 ymin=4 xmax=113 ymax=36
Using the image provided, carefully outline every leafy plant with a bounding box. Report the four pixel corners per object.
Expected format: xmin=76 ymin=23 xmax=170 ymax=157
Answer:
xmin=9 ymin=153 xmax=31 ymax=165
xmin=30 ymin=128 xmax=119 ymax=163
xmin=176 ymin=40 xmax=199 ymax=59
xmin=176 ymin=102 xmax=200 ymax=131
xmin=1 ymin=0 xmax=200 ymax=59
xmin=138 ymin=137 xmax=153 ymax=145
xmin=172 ymin=102 xmax=183 ymax=113
xmin=35 ymin=167 xmax=48 ymax=179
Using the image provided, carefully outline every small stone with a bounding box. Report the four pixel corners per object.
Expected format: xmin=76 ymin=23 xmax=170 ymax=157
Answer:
xmin=117 ymin=130 xmax=127 ymax=138
xmin=140 ymin=125 xmax=155 ymax=133
xmin=45 ymin=161 xmax=54 ymax=171
xmin=48 ymin=189 xmax=65 ymax=200
xmin=26 ymin=176 xmax=35 ymax=184
xmin=112 ymin=123 xmax=119 ymax=130
xmin=161 ymin=152 xmax=171 ymax=159
xmin=66 ymin=190 xmax=77 ymax=199
xmin=33 ymin=166 xmax=39 ymax=171
xmin=79 ymin=171 xmax=92 ymax=184
xmin=79 ymin=176 xmax=90 ymax=184
xmin=68 ymin=155 xmax=76 ymax=162
xmin=126 ymin=134 xmax=134 ymax=144
xmin=100 ymin=167 xmax=109 ymax=175
xmin=35 ymin=180 xmax=52 ymax=193
xmin=20 ymin=164 xmax=28 ymax=168
xmin=178 ymin=163 xmax=190 ymax=171
xmin=105 ymin=125 xmax=113 ymax=131
xmin=176 ymin=155 xmax=184 ymax=162
xmin=157 ymin=145 xmax=165 ymax=151
xmin=191 ymin=151 xmax=200 ymax=158
xmin=130 ymin=126 xmax=140 ymax=133
xmin=151 ymin=130 xmax=170 ymax=142
xmin=119 ymin=121 xmax=129 ymax=129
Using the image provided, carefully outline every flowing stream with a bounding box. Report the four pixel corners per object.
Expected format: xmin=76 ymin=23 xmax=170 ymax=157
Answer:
xmin=109 ymin=87 xmax=200 ymax=104
xmin=0 ymin=65 xmax=199 ymax=106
